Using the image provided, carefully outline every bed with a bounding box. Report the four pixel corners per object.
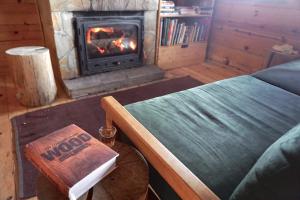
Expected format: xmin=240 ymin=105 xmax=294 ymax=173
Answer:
xmin=101 ymin=61 xmax=300 ymax=200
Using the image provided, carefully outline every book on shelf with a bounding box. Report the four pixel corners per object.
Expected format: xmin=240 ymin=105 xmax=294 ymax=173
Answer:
xmin=160 ymin=18 xmax=209 ymax=46
xmin=182 ymin=25 xmax=192 ymax=45
xmin=161 ymin=0 xmax=175 ymax=6
xmin=24 ymin=124 xmax=119 ymax=200
xmin=161 ymin=0 xmax=177 ymax=14
xmin=175 ymin=6 xmax=197 ymax=15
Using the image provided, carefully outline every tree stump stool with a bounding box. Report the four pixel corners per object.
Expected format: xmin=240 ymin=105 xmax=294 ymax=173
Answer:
xmin=6 ymin=46 xmax=57 ymax=107
xmin=37 ymin=142 xmax=149 ymax=200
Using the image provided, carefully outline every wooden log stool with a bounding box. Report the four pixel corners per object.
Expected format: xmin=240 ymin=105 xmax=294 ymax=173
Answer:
xmin=37 ymin=142 xmax=149 ymax=200
xmin=5 ymin=46 xmax=57 ymax=107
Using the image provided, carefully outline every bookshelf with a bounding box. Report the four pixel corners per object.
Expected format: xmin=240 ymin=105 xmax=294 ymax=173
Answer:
xmin=160 ymin=13 xmax=212 ymax=18
xmin=155 ymin=0 xmax=215 ymax=70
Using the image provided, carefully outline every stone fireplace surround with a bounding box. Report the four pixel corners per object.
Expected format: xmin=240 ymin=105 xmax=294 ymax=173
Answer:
xmin=47 ymin=0 xmax=164 ymax=98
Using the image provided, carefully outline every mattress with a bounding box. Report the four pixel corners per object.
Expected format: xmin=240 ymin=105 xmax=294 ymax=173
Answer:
xmin=125 ymin=75 xmax=300 ymax=199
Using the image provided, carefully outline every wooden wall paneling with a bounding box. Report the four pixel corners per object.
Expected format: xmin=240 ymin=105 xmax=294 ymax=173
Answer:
xmin=211 ymin=20 xmax=300 ymax=53
xmin=0 ymin=24 xmax=43 ymax=42
xmin=207 ymin=0 xmax=300 ymax=72
xmin=218 ymin=0 xmax=300 ymax=11
xmin=0 ymin=0 xmax=45 ymax=73
xmin=1 ymin=0 xmax=36 ymax=3
xmin=214 ymin=1 xmax=300 ymax=25
xmin=210 ymin=24 xmax=281 ymax=57
xmin=208 ymin=44 xmax=265 ymax=73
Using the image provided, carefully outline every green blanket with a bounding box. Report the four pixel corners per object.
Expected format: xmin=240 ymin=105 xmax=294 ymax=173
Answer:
xmin=125 ymin=76 xmax=300 ymax=199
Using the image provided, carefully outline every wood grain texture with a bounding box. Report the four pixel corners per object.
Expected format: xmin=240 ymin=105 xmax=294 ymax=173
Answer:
xmin=37 ymin=142 xmax=149 ymax=200
xmin=92 ymin=142 xmax=149 ymax=200
xmin=0 ymin=75 xmax=16 ymax=200
xmin=101 ymin=96 xmax=220 ymax=200
xmin=37 ymin=175 xmax=88 ymax=200
xmin=158 ymin=43 xmax=207 ymax=70
xmin=0 ymin=0 xmax=44 ymax=70
xmin=207 ymin=0 xmax=300 ymax=72
xmin=6 ymin=46 xmax=57 ymax=107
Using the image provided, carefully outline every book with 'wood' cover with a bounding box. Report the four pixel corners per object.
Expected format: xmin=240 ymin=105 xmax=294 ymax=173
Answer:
xmin=24 ymin=124 xmax=119 ymax=200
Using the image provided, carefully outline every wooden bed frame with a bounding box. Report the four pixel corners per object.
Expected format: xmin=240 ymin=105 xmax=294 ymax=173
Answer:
xmin=101 ymin=96 xmax=220 ymax=200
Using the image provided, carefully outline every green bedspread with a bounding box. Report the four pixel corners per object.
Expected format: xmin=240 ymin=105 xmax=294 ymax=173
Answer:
xmin=125 ymin=75 xmax=300 ymax=199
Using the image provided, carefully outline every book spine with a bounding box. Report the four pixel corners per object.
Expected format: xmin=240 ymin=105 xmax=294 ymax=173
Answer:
xmin=178 ymin=23 xmax=184 ymax=44
xmin=203 ymin=25 xmax=208 ymax=41
xmin=167 ymin=19 xmax=174 ymax=46
xmin=163 ymin=18 xmax=169 ymax=46
xmin=194 ymin=24 xmax=198 ymax=42
xmin=180 ymin=25 xmax=187 ymax=44
xmin=182 ymin=26 xmax=190 ymax=45
xmin=161 ymin=8 xmax=175 ymax=12
xmin=160 ymin=19 xmax=164 ymax=46
xmin=174 ymin=23 xmax=180 ymax=44
xmin=174 ymin=22 xmax=180 ymax=45
xmin=171 ymin=19 xmax=178 ymax=45
xmin=178 ymin=24 xmax=183 ymax=44
xmin=200 ymin=25 xmax=205 ymax=41
xmin=190 ymin=24 xmax=196 ymax=43
xmin=193 ymin=25 xmax=196 ymax=42
xmin=195 ymin=23 xmax=199 ymax=42
xmin=195 ymin=26 xmax=200 ymax=42
xmin=198 ymin=25 xmax=202 ymax=41
xmin=161 ymin=5 xmax=175 ymax=8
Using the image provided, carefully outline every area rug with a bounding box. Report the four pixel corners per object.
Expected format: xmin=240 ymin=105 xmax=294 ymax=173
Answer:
xmin=11 ymin=76 xmax=202 ymax=199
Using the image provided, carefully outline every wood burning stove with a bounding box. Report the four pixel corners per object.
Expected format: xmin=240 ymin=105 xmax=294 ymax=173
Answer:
xmin=75 ymin=13 xmax=144 ymax=75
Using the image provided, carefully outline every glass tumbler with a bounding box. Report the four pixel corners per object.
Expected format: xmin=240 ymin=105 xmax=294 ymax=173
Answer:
xmin=99 ymin=126 xmax=117 ymax=147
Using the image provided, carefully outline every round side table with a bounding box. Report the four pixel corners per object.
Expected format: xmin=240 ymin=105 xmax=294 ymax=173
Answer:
xmin=37 ymin=142 xmax=149 ymax=200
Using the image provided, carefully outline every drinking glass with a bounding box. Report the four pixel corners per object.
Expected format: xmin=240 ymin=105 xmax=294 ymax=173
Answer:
xmin=99 ymin=126 xmax=117 ymax=147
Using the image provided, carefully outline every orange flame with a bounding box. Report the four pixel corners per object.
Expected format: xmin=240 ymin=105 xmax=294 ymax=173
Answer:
xmin=86 ymin=27 xmax=114 ymax=44
xmin=96 ymin=46 xmax=105 ymax=54
xmin=87 ymin=27 xmax=137 ymax=55
xmin=112 ymin=35 xmax=125 ymax=52
xmin=129 ymin=41 xmax=137 ymax=50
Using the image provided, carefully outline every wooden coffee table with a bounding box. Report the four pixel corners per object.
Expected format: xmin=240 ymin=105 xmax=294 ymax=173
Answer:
xmin=37 ymin=142 xmax=149 ymax=200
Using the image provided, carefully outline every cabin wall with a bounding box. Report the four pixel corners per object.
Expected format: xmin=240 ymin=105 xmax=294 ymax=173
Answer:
xmin=207 ymin=0 xmax=300 ymax=72
xmin=1 ymin=1 xmax=300 ymax=74
xmin=0 ymin=0 xmax=44 ymax=73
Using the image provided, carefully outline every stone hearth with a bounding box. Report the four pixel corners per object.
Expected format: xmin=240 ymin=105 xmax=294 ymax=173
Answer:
xmin=64 ymin=65 xmax=164 ymax=98
xmin=49 ymin=0 xmax=160 ymax=79
xmin=46 ymin=0 xmax=163 ymax=98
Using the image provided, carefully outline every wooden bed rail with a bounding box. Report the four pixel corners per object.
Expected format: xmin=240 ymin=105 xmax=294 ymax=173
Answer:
xmin=101 ymin=96 xmax=220 ymax=200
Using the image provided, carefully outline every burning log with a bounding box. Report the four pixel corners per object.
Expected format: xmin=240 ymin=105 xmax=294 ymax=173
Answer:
xmin=88 ymin=37 xmax=137 ymax=56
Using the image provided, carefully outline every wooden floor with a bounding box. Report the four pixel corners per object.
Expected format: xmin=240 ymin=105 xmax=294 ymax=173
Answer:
xmin=0 ymin=62 xmax=247 ymax=200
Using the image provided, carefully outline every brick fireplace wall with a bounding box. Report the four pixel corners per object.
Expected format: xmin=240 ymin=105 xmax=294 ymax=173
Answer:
xmin=38 ymin=0 xmax=159 ymax=80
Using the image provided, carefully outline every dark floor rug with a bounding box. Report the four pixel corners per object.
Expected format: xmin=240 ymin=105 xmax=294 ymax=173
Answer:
xmin=11 ymin=76 xmax=202 ymax=199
